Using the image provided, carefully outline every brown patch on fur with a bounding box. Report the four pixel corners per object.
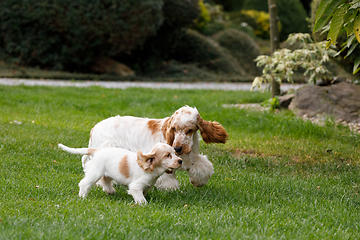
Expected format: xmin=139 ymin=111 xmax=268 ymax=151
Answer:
xmin=119 ymin=155 xmax=130 ymax=178
xmin=88 ymin=148 xmax=97 ymax=155
xmin=181 ymin=109 xmax=193 ymax=115
xmin=197 ymin=116 xmax=229 ymax=144
xmin=161 ymin=117 xmax=175 ymax=146
xmin=148 ymin=120 xmax=162 ymax=135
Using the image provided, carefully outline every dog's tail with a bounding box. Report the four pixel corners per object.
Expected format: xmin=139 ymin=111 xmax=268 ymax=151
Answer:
xmin=58 ymin=143 xmax=97 ymax=156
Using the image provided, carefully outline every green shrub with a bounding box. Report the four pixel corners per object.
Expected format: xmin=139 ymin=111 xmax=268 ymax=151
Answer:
xmin=115 ymin=0 xmax=200 ymax=74
xmin=0 ymin=0 xmax=164 ymax=71
xmin=193 ymin=0 xmax=211 ymax=31
xmin=170 ymin=29 xmax=245 ymax=75
xmin=212 ymin=29 xmax=261 ymax=76
xmin=239 ymin=10 xmax=273 ymax=39
xmin=252 ymin=33 xmax=337 ymax=90
xmin=162 ymin=0 xmax=200 ymax=27
xmin=242 ymin=0 xmax=309 ymax=41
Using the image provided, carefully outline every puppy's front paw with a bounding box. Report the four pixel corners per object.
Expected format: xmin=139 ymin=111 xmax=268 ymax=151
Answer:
xmin=79 ymin=190 xmax=87 ymax=198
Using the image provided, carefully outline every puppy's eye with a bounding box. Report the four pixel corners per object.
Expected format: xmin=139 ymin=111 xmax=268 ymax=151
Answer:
xmin=173 ymin=127 xmax=177 ymax=132
xmin=167 ymin=153 xmax=171 ymax=158
xmin=186 ymin=129 xmax=193 ymax=134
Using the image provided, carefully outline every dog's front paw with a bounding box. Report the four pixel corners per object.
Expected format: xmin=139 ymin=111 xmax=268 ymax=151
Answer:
xmin=134 ymin=198 xmax=147 ymax=205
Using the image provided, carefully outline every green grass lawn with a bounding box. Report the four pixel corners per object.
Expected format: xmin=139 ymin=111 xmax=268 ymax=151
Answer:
xmin=1 ymin=85 xmax=360 ymax=239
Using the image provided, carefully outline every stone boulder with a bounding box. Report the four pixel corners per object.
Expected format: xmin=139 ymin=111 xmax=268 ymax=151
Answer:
xmin=289 ymin=81 xmax=360 ymax=123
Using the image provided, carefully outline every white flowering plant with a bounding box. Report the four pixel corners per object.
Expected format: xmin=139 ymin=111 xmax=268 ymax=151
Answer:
xmin=252 ymin=33 xmax=337 ymax=90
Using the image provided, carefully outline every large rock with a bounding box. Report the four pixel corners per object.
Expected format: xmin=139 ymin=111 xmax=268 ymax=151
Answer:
xmin=289 ymin=82 xmax=360 ymax=122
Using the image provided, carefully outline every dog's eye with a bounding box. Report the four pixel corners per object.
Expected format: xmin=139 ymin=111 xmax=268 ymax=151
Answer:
xmin=166 ymin=153 xmax=171 ymax=158
xmin=173 ymin=128 xmax=177 ymax=132
xmin=186 ymin=129 xmax=193 ymax=134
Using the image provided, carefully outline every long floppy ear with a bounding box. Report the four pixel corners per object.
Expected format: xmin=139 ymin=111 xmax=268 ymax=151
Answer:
xmin=137 ymin=150 xmax=157 ymax=173
xmin=161 ymin=117 xmax=175 ymax=146
xmin=197 ymin=117 xmax=229 ymax=144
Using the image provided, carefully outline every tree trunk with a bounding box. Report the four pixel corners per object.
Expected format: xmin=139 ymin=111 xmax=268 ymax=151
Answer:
xmin=268 ymin=0 xmax=281 ymax=97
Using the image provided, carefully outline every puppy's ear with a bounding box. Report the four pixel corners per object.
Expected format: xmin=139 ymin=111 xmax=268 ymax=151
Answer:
xmin=197 ymin=117 xmax=229 ymax=144
xmin=162 ymin=117 xmax=175 ymax=146
xmin=137 ymin=150 xmax=157 ymax=173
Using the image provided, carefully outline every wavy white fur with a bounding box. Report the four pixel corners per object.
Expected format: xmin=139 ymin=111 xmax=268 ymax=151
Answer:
xmin=82 ymin=106 xmax=228 ymax=190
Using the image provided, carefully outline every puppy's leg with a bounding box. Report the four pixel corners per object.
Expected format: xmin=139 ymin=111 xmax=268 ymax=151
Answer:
xmin=155 ymin=173 xmax=180 ymax=190
xmin=78 ymin=167 xmax=103 ymax=198
xmin=128 ymin=182 xmax=147 ymax=204
xmin=97 ymin=176 xmax=116 ymax=194
xmin=127 ymin=189 xmax=147 ymax=205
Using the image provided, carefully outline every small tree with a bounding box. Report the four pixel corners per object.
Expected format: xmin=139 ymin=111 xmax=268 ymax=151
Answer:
xmin=252 ymin=33 xmax=337 ymax=90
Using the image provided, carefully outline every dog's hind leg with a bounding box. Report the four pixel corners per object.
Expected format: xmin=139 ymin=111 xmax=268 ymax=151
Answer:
xmin=78 ymin=169 xmax=103 ymax=198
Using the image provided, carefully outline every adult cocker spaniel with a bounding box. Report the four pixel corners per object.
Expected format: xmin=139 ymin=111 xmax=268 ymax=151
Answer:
xmin=82 ymin=106 xmax=228 ymax=190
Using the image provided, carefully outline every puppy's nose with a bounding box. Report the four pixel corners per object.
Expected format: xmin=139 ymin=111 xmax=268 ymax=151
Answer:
xmin=178 ymin=160 xmax=183 ymax=164
xmin=174 ymin=147 xmax=182 ymax=153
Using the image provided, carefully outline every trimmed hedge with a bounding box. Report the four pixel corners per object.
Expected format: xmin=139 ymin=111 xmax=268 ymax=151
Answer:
xmin=0 ymin=0 xmax=164 ymax=71
xmin=115 ymin=0 xmax=200 ymax=73
xmin=212 ymin=29 xmax=261 ymax=76
xmin=170 ymin=29 xmax=246 ymax=75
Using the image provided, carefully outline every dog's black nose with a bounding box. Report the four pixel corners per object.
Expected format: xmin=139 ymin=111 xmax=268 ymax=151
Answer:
xmin=174 ymin=147 xmax=182 ymax=153
xmin=178 ymin=160 xmax=183 ymax=164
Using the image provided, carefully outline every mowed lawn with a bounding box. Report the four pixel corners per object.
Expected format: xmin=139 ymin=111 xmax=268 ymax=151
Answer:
xmin=1 ymin=85 xmax=360 ymax=239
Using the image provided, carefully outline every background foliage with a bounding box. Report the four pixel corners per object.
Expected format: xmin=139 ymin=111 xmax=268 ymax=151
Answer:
xmin=0 ymin=0 xmax=164 ymax=72
xmin=242 ymin=0 xmax=309 ymax=41
xmin=0 ymin=0 xmax=343 ymax=79
xmin=313 ymin=0 xmax=360 ymax=75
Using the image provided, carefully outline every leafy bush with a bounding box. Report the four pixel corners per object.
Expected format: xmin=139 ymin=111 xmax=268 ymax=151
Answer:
xmin=239 ymin=10 xmax=272 ymax=39
xmin=0 ymin=0 xmax=164 ymax=71
xmin=197 ymin=4 xmax=256 ymax=38
xmin=312 ymin=0 xmax=360 ymax=76
xmin=242 ymin=0 xmax=309 ymax=40
xmin=252 ymin=33 xmax=337 ymax=90
xmin=193 ymin=0 xmax=211 ymax=31
xmin=212 ymin=29 xmax=261 ymax=76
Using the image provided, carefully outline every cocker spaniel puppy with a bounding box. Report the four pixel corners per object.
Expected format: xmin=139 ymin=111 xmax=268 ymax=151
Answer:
xmin=82 ymin=106 xmax=228 ymax=190
xmin=58 ymin=143 xmax=182 ymax=204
